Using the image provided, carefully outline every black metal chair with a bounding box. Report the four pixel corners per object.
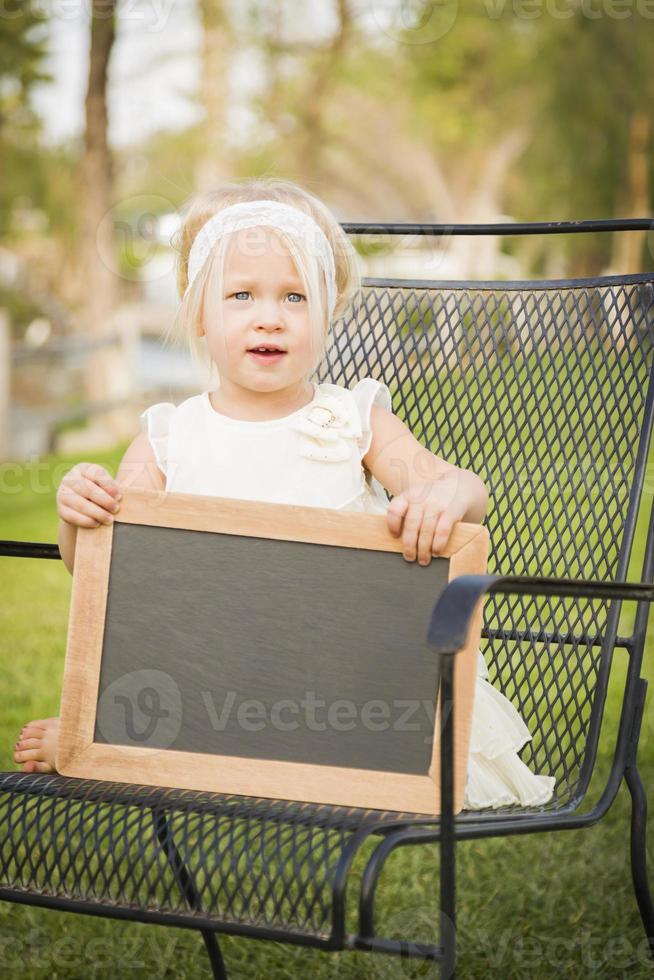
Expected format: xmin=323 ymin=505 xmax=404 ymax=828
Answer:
xmin=1 ymin=222 xmax=653 ymax=979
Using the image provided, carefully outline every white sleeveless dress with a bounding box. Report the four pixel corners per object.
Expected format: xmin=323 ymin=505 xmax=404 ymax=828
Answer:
xmin=140 ymin=378 xmax=556 ymax=811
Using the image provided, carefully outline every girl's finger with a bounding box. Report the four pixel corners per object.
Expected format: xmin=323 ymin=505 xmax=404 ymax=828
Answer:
xmin=80 ymin=463 xmax=120 ymax=497
xmin=401 ymin=503 xmax=424 ymax=561
xmin=79 ymin=475 xmax=122 ymax=514
xmin=59 ymin=494 xmax=113 ymax=527
xmin=64 ymin=465 xmax=119 ymax=506
xmin=58 ymin=504 xmax=101 ymax=528
xmin=415 ymin=511 xmax=442 ymax=565
xmin=386 ymin=493 xmax=410 ymax=537
xmin=432 ymin=515 xmax=455 ymax=555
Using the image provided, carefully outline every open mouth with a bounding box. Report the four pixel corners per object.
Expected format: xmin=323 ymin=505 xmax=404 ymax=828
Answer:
xmin=247 ymin=346 xmax=287 ymax=360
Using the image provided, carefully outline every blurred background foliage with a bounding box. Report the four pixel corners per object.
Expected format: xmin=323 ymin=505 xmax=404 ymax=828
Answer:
xmin=0 ymin=0 xmax=652 ymax=343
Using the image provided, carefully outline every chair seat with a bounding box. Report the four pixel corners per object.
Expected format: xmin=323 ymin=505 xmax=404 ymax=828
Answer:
xmin=0 ymin=771 xmax=434 ymax=942
xmin=0 ymin=770 xmax=577 ymax=942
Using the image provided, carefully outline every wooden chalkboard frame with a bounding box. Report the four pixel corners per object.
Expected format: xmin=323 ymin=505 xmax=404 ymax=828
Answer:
xmin=56 ymin=488 xmax=489 ymax=814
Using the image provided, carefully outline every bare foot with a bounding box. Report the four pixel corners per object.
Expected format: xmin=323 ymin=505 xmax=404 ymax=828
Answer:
xmin=13 ymin=717 xmax=59 ymax=774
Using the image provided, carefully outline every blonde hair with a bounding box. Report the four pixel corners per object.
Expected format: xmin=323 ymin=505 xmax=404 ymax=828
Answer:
xmin=164 ymin=177 xmax=362 ymax=388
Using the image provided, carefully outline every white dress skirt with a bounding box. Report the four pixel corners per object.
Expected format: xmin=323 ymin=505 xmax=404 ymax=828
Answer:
xmin=140 ymin=375 xmax=556 ymax=811
xmin=464 ymin=651 xmax=555 ymax=809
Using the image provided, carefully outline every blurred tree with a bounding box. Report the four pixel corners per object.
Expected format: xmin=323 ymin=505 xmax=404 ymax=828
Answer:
xmin=240 ymin=0 xmax=440 ymax=217
xmin=397 ymin=2 xmax=653 ymax=275
xmin=78 ymin=0 xmax=117 ymax=329
xmin=6 ymin=0 xmax=650 ymax=322
xmin=238 ymin=2 xmax=534 ymax=275
xmin=0 ymin=7 xmax=81 ymax=338
xmin=78 ymin=0 xmax=131 ymax=439
xmin=294 ymin=0 xmax=354 ymax=178
xmin=522 ymin=16 xmax=653 ymax=274
xmin=237 ymin=0 xmax=348 ymax=179
xmin=195 ymin=0 xmax=235 ymax=191
xmin=397 ymin=2 xmax=537 ymax=274
xmin=0 ymin=2 xmax=52 ymax=235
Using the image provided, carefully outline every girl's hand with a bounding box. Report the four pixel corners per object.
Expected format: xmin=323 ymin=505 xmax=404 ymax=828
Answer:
xmin=386 ymin=470 xmax=466 ymax=566
xmin=56 ymin=462 xmax=122 ymax=528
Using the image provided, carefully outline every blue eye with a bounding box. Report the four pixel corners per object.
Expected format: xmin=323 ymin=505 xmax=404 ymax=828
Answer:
xmin=228 ymin=290 xmax=305 ymax=302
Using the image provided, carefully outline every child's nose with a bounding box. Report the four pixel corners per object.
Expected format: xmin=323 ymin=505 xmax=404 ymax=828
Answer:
xmin=254 ymin=311 xmax=284 ymax=328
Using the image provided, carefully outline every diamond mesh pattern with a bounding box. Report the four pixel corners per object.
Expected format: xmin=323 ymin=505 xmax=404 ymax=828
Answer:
xmin=318 ymin=274 xmax=654 ymax=809
xmin=0 ymin=774 xmax=433 ymax=939
xmin=1 ymin=274 xmax=652 ymax=940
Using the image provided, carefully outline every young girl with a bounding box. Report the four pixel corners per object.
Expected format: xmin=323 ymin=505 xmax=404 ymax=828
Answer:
xmin=13 ymin=177 xmax=555 ymax=811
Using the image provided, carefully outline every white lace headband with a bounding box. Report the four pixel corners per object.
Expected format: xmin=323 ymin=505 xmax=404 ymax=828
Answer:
xmin=184 ymin=199 xmax=338 ymax=322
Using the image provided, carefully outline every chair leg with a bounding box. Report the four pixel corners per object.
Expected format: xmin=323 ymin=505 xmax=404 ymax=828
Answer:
xmin=151 ymin=807 xmax=230 ymax=977
xmin=201 ymin=929 xmax=228 ymax=979
xmin=624 ymin=762 xmax=654 ymax=959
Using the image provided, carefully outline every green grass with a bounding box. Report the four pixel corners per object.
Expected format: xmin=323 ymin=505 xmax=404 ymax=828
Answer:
xmin=0 ymin=441 xmax=652 ymax=979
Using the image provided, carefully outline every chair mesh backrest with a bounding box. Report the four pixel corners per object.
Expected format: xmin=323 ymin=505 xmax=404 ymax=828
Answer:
xmin=315 ymin=273 xmax=654 ymax=807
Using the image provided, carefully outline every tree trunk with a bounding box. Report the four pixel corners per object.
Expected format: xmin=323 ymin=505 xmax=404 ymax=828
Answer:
xmin=450 ymin=128 xmax=529 ymax=280
xmin=259 ymin=2 xmax=286 ymax=140
xmin=78 ymin=0 xmax=132 ymax=444
xmin=79 ymin=1 xmax=116 ymax=334
xmin=610 ymin=111 xmax=651 ymax=275
xmin=194 ymin=0 xmax=233 ymax=192
xmin=0 ymin=310 xmax=9 ymax=462
xmin=295 ymin=0 xmax=353 ymax=180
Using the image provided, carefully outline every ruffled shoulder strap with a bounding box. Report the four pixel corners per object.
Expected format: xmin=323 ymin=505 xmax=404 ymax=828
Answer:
xmin=350 ymin=377 xmax=393 ymax=460
xmin=139 ymin=402 xmax=176 ymax=477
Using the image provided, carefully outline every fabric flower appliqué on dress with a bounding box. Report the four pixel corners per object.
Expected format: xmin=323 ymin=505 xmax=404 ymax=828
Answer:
xmin=289 ymin=393 xmax=362 ymax=462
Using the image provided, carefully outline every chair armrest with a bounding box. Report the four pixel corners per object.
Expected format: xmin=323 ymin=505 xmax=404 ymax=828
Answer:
xmin=427 ymin=573 xmax=654 ymax=655
xmin=0 ymin=540 xmax=61 ymax=560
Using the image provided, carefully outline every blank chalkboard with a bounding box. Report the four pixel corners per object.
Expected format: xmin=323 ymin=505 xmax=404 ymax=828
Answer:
xmin=57 ymin=488 xmax=488 ymax=815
